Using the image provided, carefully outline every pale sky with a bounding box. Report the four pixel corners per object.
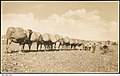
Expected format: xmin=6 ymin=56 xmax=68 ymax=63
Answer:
xmin=1 ymin=1 xmax=119 ymax=41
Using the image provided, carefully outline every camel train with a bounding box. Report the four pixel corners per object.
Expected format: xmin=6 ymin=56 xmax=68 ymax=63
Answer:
xmin=5 ymin=27 xmax=110 ymax=54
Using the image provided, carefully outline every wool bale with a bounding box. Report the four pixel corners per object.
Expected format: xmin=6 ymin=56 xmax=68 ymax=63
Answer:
xmin=13 ymin=27 xmax=26 ymax=39
xmin=36 ymin=32 xmax=43 ymax=41
xmin=42 ymin=33 xmax=51 ymax=41
xmin=6 ymin=27 xmax=15 ymax=39
xmin=6 ymin=27 xmax=26 ymax=39
xmin=30 ymin=31 xmax=38 ymax=41
xmin=49 ymin=34 xmax=57 ymax=42
xmin=59 ymin=36 xmax=63 ymax=39
xmin=69 ymin=38 xmax=74 ymax=44
xmin=54 ymin=34 xmax=60 ymax=41
xmin=63 ymin=37 xmax=70 ymax=43
xmin=74 ymin=39 xmax=78 ymax=44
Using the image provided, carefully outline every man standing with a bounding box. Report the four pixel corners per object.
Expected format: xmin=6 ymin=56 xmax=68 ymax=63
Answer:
xmin=84 ymin=43 xmax=88 ymax=51
xmin=91 ymin=43 xmax=96 ymax=53
xmin=88 ymin=43 xmax=92 ymax=51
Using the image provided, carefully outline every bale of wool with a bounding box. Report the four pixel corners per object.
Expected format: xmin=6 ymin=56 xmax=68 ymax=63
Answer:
xmin=30 ymin=31 xmax=38 ymax=41
xmin=13 ymin=27 xmax=26 ymax=39
xmin=72 ymin=39 xmax=76 ymax=44
xmin=15 ymin=28 xmax=25 ymax=39
xmin=54 ymin=34 xmax=60 ymax=41
xmin=6 ymin=27 xmax=15 ymax=39
xmin=69 ymin=38 xmax=74 ymax=44
xmin=59 ymin=35 xmax=63 ymax=39
xmin=76 ymin=39 xmax=80 ymax=44
xmin=78 ymin=39 xmax=82 ymax=44
xmin=63 ymin=37 xmax=70 ymax=43
xmin=36 ymin=32 xmax=43 ymax=41
xmin=36 ymin=32 xmax=41 ymax=36
xmin=42 ymin=33 xmax=51 ymax=41
xmin=49 ymin=34 xmax=57 ymax=43
xmin=74 ymin=39 xmax=78 ymax=44
xmin=59 ymin=36 xmax=64 ymax=44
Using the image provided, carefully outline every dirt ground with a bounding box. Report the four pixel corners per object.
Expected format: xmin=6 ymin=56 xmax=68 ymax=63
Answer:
xmin=1 ymin=40 xmax=118 ymax=73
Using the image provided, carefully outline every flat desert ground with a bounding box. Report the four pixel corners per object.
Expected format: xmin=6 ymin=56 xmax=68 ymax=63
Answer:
xmin=1 ymin=40 xmax=118 ymax=73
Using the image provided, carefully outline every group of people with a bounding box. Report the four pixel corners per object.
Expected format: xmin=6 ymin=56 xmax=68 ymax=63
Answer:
xmin=84 ymin=43 xmax=96 ymax=53
xmin=84 ymin=43 xmax=109 ymax=55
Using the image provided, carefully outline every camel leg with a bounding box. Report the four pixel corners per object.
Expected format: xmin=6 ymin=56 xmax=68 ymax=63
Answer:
xmin=28 ymin=43 xmax=32 ymax=51
xmin=6 ymin=39 xmax=12 ymax=53
xmin=44 ymin=44 xmax=46 ymax=51
xmin=21 ymin=44 xmax=25 ymax=52
xmin=70 ymin=45 xmax=72 ymax=49
xmin=40 ymin=44 xmax=42 ymax=51
xmin=37 ymin=43 xmax=39 ymax=51
xmin=58 ymin=43 xmax=61 ymax=51
xmin=47 ymin=44 xmax=50 ymax=50
xmin=50 ymin=43 xmax=52 ymax=50
xmin=58 ymin=44 xmax=60 ymax=50
xmin=54 ymin=44 xmax=56 ymax=49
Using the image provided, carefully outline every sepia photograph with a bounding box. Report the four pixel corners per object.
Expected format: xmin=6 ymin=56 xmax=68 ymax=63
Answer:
xmin=1 ymin=1 xmax=119 ymax=73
